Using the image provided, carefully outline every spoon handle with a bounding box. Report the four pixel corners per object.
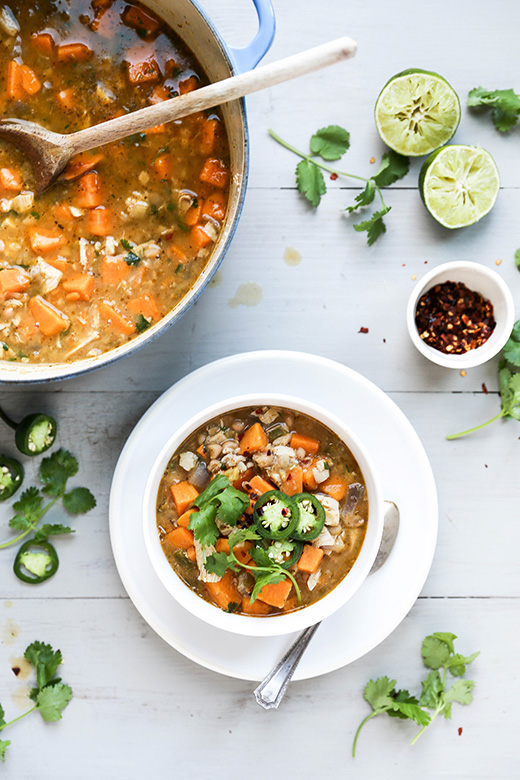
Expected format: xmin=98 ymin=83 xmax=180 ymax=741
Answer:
xmin=67 ymin=36 xmax=357 ymax=155
xmin=254 ymin=623 xmax=321 ymax=709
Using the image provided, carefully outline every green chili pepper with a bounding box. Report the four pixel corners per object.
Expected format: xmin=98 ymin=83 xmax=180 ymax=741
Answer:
xmin=13 ymin=539 xmax=59 ymax=583
xmin=0 ymin=407 xmax=57 ymax=456
xmin=0 ymin=455 xmax=24 ymax=500
xmin=253 ymin=490 xmax=300 ymax=540
xmin=292 ymin=493 xmax=326 ymax=541
xmin=264 ymin=539 xmax=303 ymax=569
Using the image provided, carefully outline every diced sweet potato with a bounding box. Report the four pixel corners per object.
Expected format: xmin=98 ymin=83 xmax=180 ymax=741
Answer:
xmin=321 ymin=475 xmax=349 ymax=502
xmin=297 ymin=544 xmax=324 ymax=574
xmin=62 ymin=273 xmax=95 ymax=301
xmin=29 ymin=295 xmax=70 ymax=337
xmin=242 ymin=596 xmax=270 ymax=615
xmin=257 ymin=578 xmax=293 ymax=609
xmin=164 ymin=526 xmax=194 ymax=550
xmin=239 ymin=422 xmax=268 ymax=454
xmin=0 ymin=268 xmax=30 ymax=296
xmin=290 ymin=432 xmax=320 ymax=454
xmin=98 ymin=301 xmax=135 ymax=335
xmin=205 ymin=570 xmax=241 ymax=611
xmin=281 ymin=465 xmax=303 ymax=497
xmin=169 ymin=481 xmax=199 ymax=515
xmin=101 ymin=255 xmax=129 ymax=285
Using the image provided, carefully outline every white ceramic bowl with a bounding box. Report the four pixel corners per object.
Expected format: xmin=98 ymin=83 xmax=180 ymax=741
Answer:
xmin=406 ymin=261 xmax=515 ymax=369
xmin=142 ymin=393 xmax=384 ymax=637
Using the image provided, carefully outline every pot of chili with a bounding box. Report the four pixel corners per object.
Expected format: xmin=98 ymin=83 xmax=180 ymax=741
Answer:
xmin=0 ymin=0 xmax=275 ymax=382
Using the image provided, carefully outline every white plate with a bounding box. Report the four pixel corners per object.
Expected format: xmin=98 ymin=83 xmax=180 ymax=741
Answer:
xmin=109 ymin=351 xmax=438 ymax=681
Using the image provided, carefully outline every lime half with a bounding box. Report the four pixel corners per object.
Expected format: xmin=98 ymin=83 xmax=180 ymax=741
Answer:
xmin=375 ymin=69 xmax=460 ymax=156
xmin=419 ymin=145 xmax=500 ymax=229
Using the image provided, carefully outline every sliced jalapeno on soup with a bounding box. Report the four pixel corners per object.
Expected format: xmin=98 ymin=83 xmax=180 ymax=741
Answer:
xmin=13 ymin=540 xmax=59 ymax=584
xmin=292 ymin=493 xmax=326 ymax=541
xmin=264 ymin=539 xmax=303 ymax=569
xmin=0 ymin=455 xmax=24 ymax=501
xmin=253 ymin=490 xmax=299 ymax=540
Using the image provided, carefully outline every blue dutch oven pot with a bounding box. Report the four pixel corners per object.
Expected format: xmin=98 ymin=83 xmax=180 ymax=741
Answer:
xmin=2 ymin=0 xmax=275 ymax=383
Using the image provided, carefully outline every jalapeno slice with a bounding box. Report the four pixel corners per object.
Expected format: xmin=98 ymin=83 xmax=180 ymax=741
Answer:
xmin=264 ymin=539 xmax=303 ymax=569
xmin=13 ymin=540 xmax=59 ymax=584
xmin=0 ymin=456 xmax=24 ymax=501
xmin=0 ymin=407 xmax=57 ymax=457
xmin=253 ymin=490 xmax=300 ymax=540
xmin=292 ymin=493 xmax=326 ymax=541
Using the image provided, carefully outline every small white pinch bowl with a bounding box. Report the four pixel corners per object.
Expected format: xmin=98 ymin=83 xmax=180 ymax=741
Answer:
xmin=406 ymin=261 xmax=515 ymax=369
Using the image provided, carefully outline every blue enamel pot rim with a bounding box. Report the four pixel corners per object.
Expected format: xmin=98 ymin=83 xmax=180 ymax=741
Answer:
xmin=0 ymin=0 xmax=276 ymax=384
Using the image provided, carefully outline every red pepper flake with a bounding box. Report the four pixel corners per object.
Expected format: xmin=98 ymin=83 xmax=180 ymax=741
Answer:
xmin=330 ymin=172 xmax=338 ymax=181
xmin=458 ymin=727 xmax=463 ymax=736
xmin=383 ymin=338 xmax=386 ymax=343
xmin=359 ymin=327 xmax=369 ymax=334
xmin=415 ymin=280 xmax=496 ymax=354
xmin=482 ymin=382 xmax=488 ymax=394
xmin=11 ymin=666 xmax=20 ymax=676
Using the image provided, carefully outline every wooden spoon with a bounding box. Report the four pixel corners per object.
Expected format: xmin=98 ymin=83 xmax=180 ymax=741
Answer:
xmin=0 ymin=36 xmax=357 ymax=193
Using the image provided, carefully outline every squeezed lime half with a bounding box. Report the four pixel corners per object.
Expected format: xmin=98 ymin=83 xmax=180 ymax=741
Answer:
xmin=419 ymin=145 xmax=500 ymax=229
xmin=375 ymin=68 xmax=460 ymax=156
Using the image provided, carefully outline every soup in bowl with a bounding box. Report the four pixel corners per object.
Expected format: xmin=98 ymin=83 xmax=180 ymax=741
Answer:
xmin=143 ymin=394 xmax=384 ymax=636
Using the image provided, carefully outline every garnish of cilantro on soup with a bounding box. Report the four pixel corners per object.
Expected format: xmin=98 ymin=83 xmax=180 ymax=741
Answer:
xmin=156 ymin=406 xmax=369 ymax=617
xmin=0 ymin=0 xmax=230 ymax=364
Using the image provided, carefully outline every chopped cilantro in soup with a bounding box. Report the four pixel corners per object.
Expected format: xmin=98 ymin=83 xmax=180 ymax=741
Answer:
xmin=156 ymin=406 xmax=369 ymax=617
xmin=0 ymin=0 xmax=230 ymax=363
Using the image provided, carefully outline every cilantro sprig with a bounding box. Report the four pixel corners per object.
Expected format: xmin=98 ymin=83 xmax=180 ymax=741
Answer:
xmin=205 ymin=527 xmax=301 ymax=604
xmin=352 ymin=631 xmax=479 ymax=756
xmin=467 ymin=86 xmax=520 ymax=132
xmin=188 ymin=475 xmax=249 ymax=549
xmin=0 ymin=449 xmax=96 ymax=583
xmin=269 ymin=125 xmax=409 ymax=245
xmin=0 ymin=640 xmax=72 ymax=762
xmin=447 ymin=321 xmax=520 ymax=439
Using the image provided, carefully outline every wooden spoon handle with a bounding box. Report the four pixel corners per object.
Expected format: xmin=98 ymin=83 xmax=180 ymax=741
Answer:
xmin=67 ymin=36 xmax=357 ymax=155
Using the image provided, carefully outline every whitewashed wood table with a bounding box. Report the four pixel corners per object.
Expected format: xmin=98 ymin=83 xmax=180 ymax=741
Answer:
xmin=1 ymin=0 xmax=519 ymax=776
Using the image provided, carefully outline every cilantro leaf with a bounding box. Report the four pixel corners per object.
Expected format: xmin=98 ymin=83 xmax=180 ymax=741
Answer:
xmin=188 ymin=502 xmax=219 ymax=548
xmin=34 ymin=524 xmax=74 ymax=542
xmin=249 ymin=544 xmax=276 ymax=569
xmin=393 ymin=700 xmax=431 ymax=727
xmin=419 ymin=669 xmax=444 ymax=709
xmin=310 ymin=125 xmax=350 ymax=161
xmin=502 ymin=321 xmax=520 ymax=368
xmin=386 ymin=689 xmax=420 ymax=719
xmin=213 ymin=486 xmax=249 ymax=526
xmin=12 ymin=487 xmax=42 ymax=524
xmin=444 ymin=679 xmax=475 ymax=707
xmin=227 ymin=527 xmax=261 ymax=549
xmin=62 ymin=487 xmax=96 ymax=515
xmin=296 ymin=160 xmax=326 ymax=207
xmin=421 ymin=634 xmax=452 ymax=669
xmin=345 ymin=180 xmax=376 ymax=214
xmin=39 ymin=449 xmax=78 ymax=496
xmin=24 ymin=641 xmax=63 ymax=690
xmin=250 ymin=569 xmax=285 ymax=602
xmin=500 ymin=367 xmax=520 ymax=420
xmin=120 ymin=238 xmax=133 ymax=251
xmin=193 ymin=475 xmax=230 ymax=509
xmin=204 ymin=551 xmax=230 ymax=578
xmin=0 ymin=740 xmax=10 ymax=763
xmin=371 ymin=150 xmax=410 ymax=187
xmin=363 ymin=676 xmax=396 ymax=710
xmin=135 ymin=314 xmax=151 ymax=333
xmin=36 ymin=683 xmax=72 ymax=722
xmin=124 ymin=250 xmax=141 ymax=266
xmin=353 ymin=206 xmax=391 ymax=246
xmin=468 ymin=87 xmax=520 ymax=132
xmin=8 ymin=514 xmax=31 ymax=531
xmin=448 ymin=651 xmax=480 ymax=677
xmin=0 ymin=704 xmax=5 ymax=728
xmin=515 ymin=249 xmax=520 ymax=272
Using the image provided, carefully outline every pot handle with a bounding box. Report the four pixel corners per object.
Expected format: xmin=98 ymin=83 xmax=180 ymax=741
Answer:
xmin=229 ymin=0 xmax=276 ymax=73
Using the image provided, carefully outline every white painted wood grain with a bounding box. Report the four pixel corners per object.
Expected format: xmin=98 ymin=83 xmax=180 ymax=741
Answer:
xmin=0 ymin=597 xmax=516 ymax=779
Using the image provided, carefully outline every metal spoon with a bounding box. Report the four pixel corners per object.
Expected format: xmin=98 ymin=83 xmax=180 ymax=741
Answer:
xmin=254 ymin=500 xmax=400 ymax=710
xmin=0 ymin=36 xmax=356 ymax=193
